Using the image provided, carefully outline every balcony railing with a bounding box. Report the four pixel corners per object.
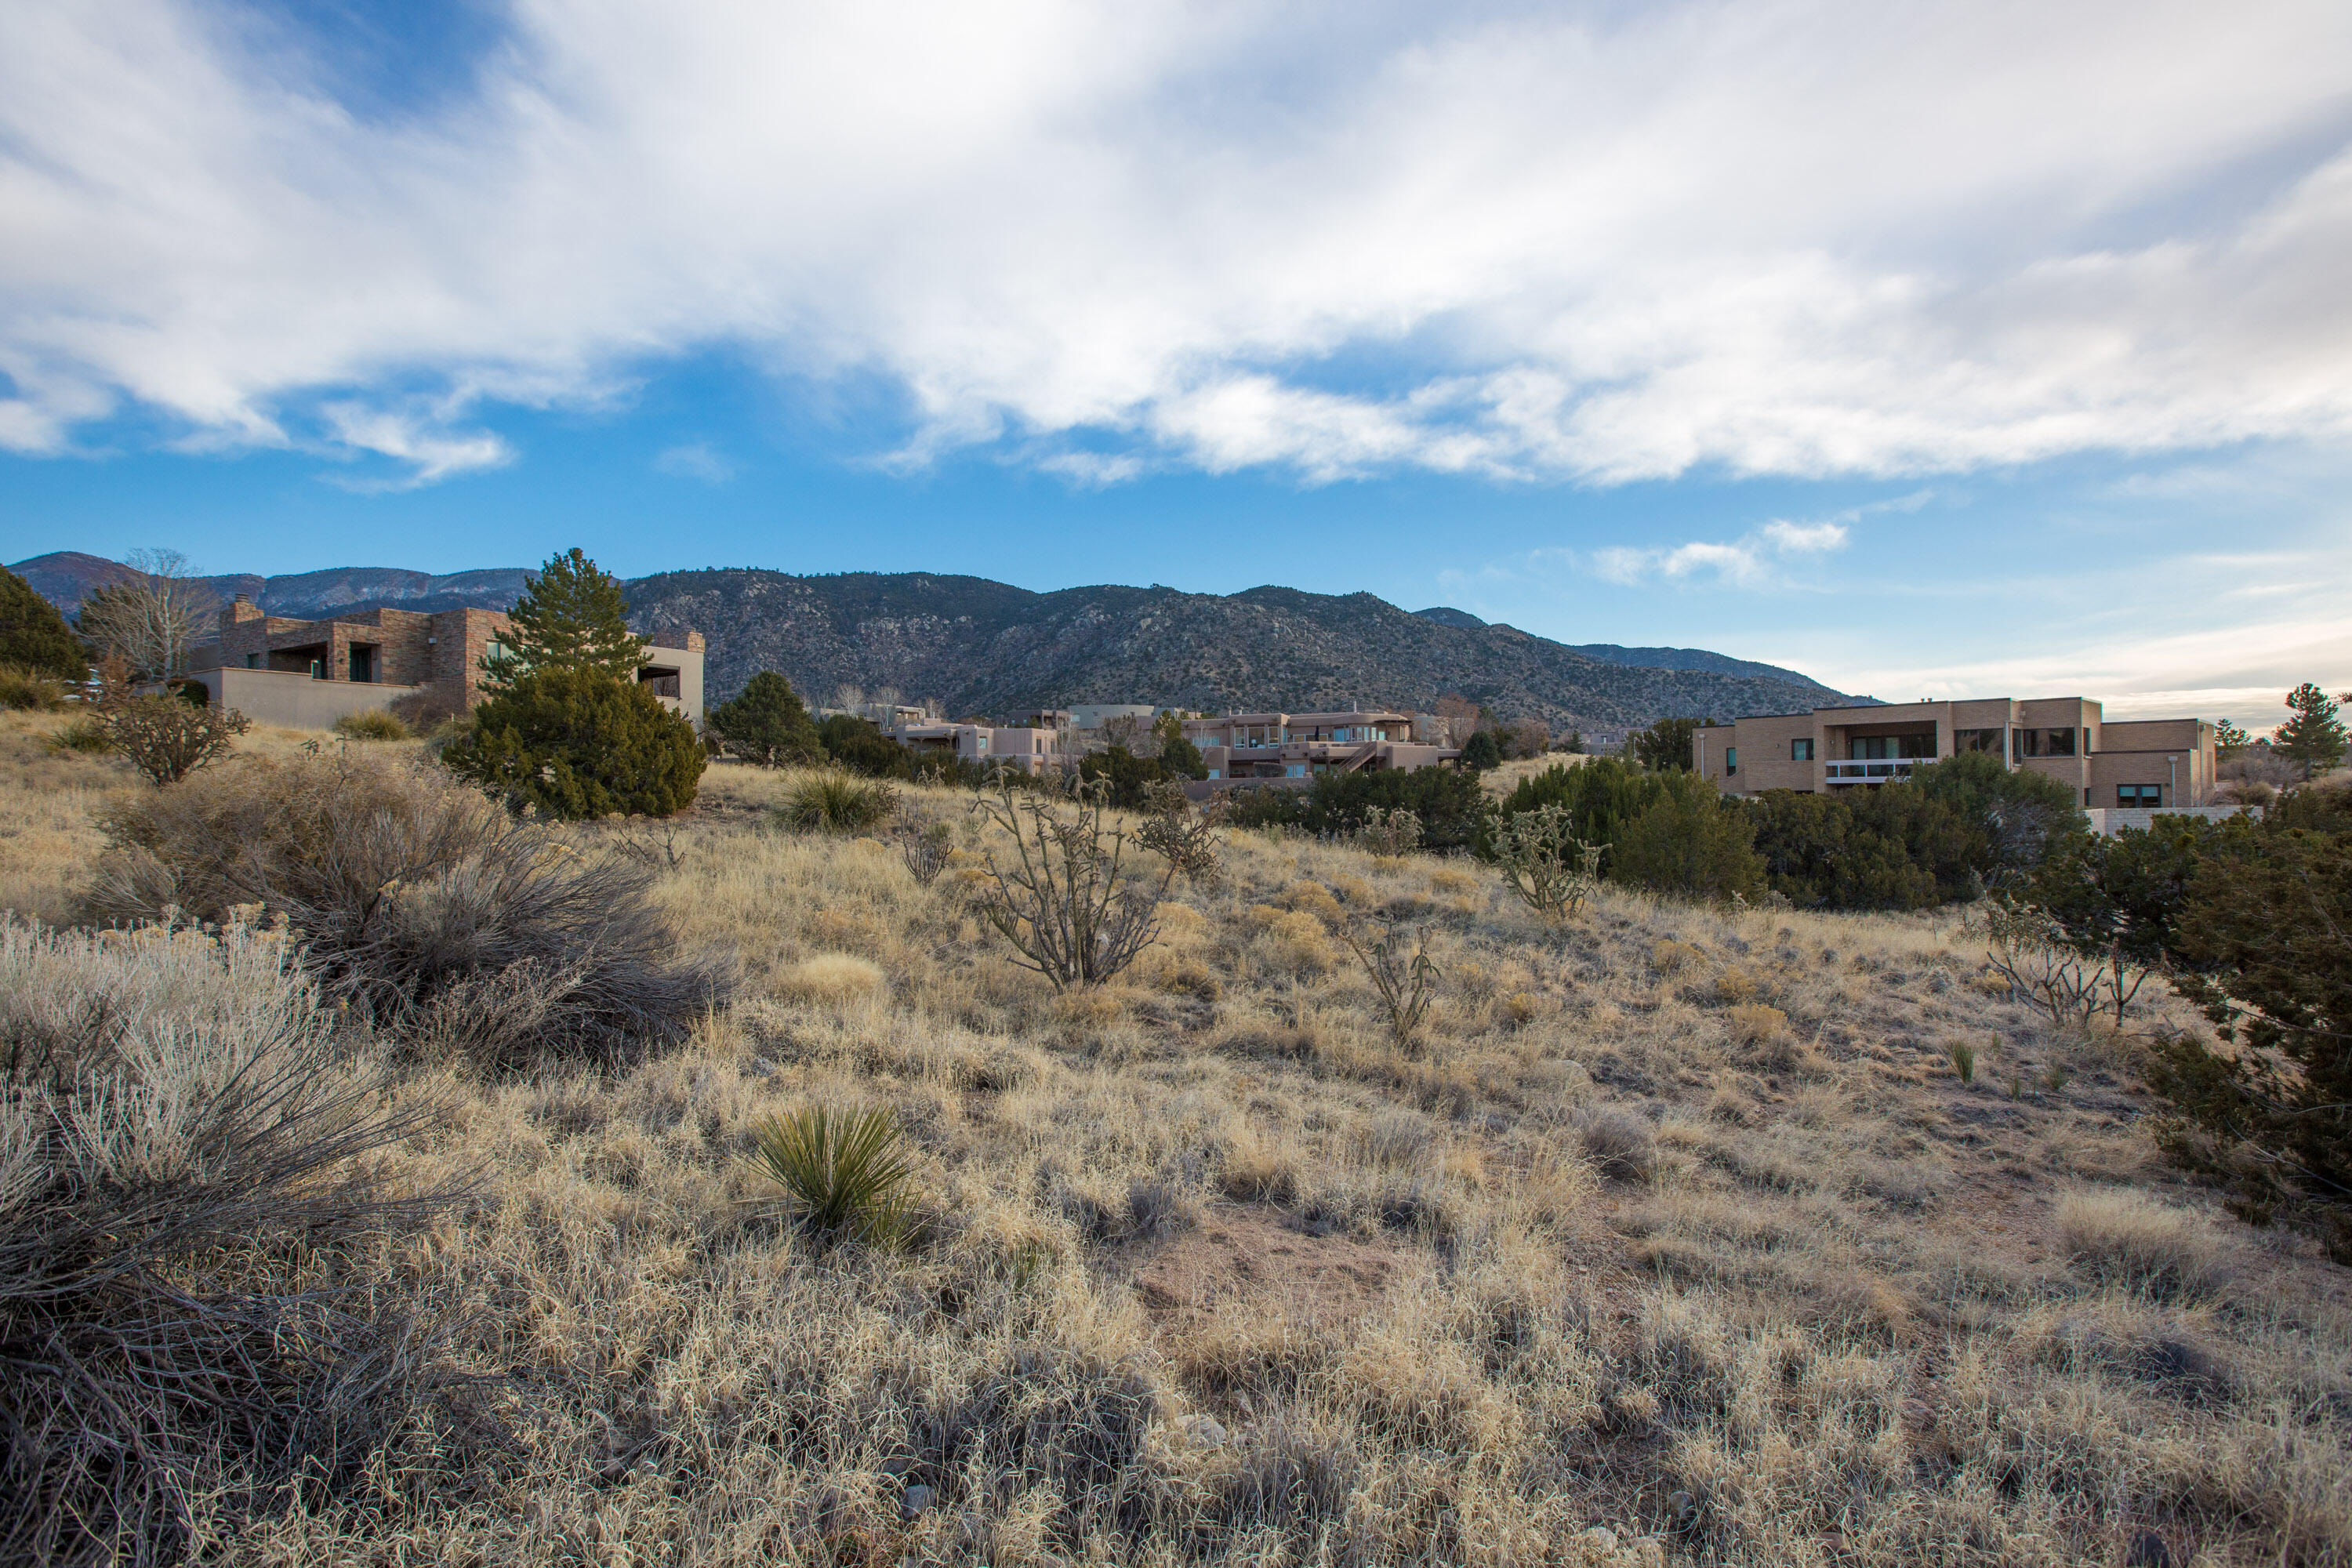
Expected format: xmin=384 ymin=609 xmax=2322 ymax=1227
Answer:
xmin=1824 ymin=759 xmax=1919 ymax=782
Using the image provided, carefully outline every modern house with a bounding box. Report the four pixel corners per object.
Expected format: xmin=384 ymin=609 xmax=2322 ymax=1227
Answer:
xmin=187 ymin=597 xmax=706 ymax=728
xmin=1181 ymin=710 xmax=1459 ymax=786
xmin=889 ymin=721 xmax=1070 ymax=775
xmin=1691 ymin=698 xmax=2218 ymax=810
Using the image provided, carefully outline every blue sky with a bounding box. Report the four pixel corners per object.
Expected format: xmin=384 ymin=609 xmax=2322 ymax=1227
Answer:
xmin=3 ymin=1 xmax=2349 ymax=725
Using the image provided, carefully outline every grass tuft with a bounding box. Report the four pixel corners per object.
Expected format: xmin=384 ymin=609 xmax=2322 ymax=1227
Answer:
xmin=742 ymin=1105 xmax=916 ymax=1248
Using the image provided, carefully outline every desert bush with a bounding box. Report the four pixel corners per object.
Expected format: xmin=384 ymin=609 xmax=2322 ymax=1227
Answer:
xmin=1300 ymin=765 xmax=1489 ymax=854
xmin=92 ymin=686 xmax=252 ymax=786
xmin=1579 ymin=1109 xmax=1656 ymax=1181
xmin=2020 ymin=818 xmax=2206 ymax=1022
xmin=970 ymin=780 xmax=1174 ymax=992
xmin=1341 ymin=924 xmax=1441 ymax=1051
xmin=2147 ymin=823 xmax=2352 ymax=1248
xmin=1076 ymin=744 xmax=1183 ymax=810
xmin=83 ymin=750 xmax=729 ymax=1069
xmin=1980 ymin=896 xmax=2114 ymax=1029
xmin=443 ymin=666 xmax=705 ymax=819
xmin=1626 ymin=714 xmax=1708 ymax=771
xmin=742 ymin=1105 xmax=917 ymax=1249
xmin=0 ymin=916 xmax=448 ymax=1568
xmin=1457 ymin=728 xmax=1503 ymax=771
xmin=1135 ymin=781 xmax=1221 ymax=883
xmin=332 ymin=708 xmax=410 ymax=741
xmin=2056 ymin=1189 xmax=2233 ymax=1299
xmin=0 ymin=662 xmax=65 ymax=711
xmin=780 ymin=770 xmax=899 ymax=833
xmin=47 ymin=717 xmax=113 ymax=755
xmin=386 ymin=681 xmax=470 ymax=732
xmin=1911 ymin=749 xmax=2087 ymax=885
xmin=1353 ymin=805 xmax=1423 ymax=856
xmin=1492 ymin=803 xmax=1606 ymax=919
xmin=775 ymin=953 xmax=886 ymax=1006
xmin=708 ymin=670 xmax=823 ymax=766
xmin=1611 ymin=777 xmax=1766 ymax=902
xmin=897 ymin=820 xmax=953 ymax=885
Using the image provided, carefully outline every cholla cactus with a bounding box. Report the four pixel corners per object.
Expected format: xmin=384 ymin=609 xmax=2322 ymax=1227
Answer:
xmin=1494 ymin=804 xmax=1606 ymax=919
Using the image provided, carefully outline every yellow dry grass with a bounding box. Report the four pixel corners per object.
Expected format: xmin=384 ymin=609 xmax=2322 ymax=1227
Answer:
xmin=3 ymin=731 xmax=2348 ymax=1566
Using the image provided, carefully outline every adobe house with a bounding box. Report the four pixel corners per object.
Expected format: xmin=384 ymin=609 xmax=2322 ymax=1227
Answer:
xmin=1182 ymin=710 xmax=1461 ymax=787
xmin=187 ymin=597 xmax=706 ymax=728
xmin=1690 ymin=697 xmax=2228 ymax=829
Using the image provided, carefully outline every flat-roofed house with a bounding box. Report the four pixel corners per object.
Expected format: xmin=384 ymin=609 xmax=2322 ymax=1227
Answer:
xmin=889 ymin=721 xmax=1069 ymax=775
xmin=187 ymin=595 xmax=706 ymax=728
xmin=1691 ymin=698 xmax=2219 ymax=815
xmin=1181 ymin=710 xmax=1460 ymax=787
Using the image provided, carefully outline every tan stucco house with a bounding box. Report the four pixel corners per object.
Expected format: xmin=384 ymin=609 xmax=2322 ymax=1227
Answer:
xmin=188 ymin=596 xmax=706 ymax=728
xmin=1692 ymin=697 xmax=2216 ymax=810
xmin=1182 ymin=710 xmax=1461 ymax=787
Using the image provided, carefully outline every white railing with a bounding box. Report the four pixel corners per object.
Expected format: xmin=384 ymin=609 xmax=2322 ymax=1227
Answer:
xmin=1823 ymin=759 xmax=1921 ymax=782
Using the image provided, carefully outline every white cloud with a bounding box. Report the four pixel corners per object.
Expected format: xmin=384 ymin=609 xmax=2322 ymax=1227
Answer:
xmin=317 ymin=403 xmax=512 ymax=490
xmin=2 ymin=0 xmax=2350 ymax=485
xmin=1585 ymin=506 xmax=1871 ymax=589
xmin=655 ymin=441 xmax=737 ymax=483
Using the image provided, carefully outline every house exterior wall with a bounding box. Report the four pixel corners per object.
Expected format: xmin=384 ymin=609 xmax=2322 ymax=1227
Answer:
xmin=191 ymin=667 xmax=426 ymax=729
xmin=1696 ymin=696 xmax=2218 ymax=807
xmin=888 ymin=722 xmax=1068 ymax=774
xmin=192 ymin=598 xmax=707 ymax=728
xmin=1181 ymin=711 xmax=1460 ymax=784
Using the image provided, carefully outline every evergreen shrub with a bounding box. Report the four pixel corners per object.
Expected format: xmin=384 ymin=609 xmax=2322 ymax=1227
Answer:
xmin=445 ymin=666 xmax=704 ymax=818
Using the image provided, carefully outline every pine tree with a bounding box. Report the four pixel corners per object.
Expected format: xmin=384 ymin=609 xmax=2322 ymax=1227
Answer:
xmin=2272 ymin=683 xmax=2347 ymax=779
xmin=0 ymin=568 xmax=88 ymax=678
xmin=488 ymin=548 xmax=644 ymax=691
xmin=708 ymin=671 xmax=822 ymax=766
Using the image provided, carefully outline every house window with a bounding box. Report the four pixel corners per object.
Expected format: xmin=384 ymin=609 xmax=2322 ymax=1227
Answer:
xmin=2118 ymin=785 xmax=2162 ymax=808
xmin=1954 ymin=728 xmax=2002 ymax=753
xmin=1724 ymin=746 xmax=1737 ymax=775
xmin=244 ymin=653 xmax=260 ymax=669
xmin=2045 ymin=728 xmax=2078 ymax=757
xmin=1791 ymin=739 xmax=1814 ymax=761
xmin=349 ymin=646 xmax=374 ymax=683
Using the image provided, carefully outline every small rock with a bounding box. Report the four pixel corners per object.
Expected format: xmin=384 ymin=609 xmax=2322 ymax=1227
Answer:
xmin=744 ymin=1055 xmax=778 ymax=1078
xmin=899 ymin=1483 xmax=936 ymax=1519
xmin=1580 ymin=1525 xmax=1618 ymax=1552
xmin=1181 ymin=1415 xmax=1228 ymax=1449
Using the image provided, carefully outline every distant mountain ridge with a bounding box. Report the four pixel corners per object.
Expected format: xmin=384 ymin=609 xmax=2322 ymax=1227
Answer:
xmin=8 ymin=551 xmax=1873 ymax=734
xmin=1413 ymin=605 xmax=1837 ymax=691
xmin=9 ymin=551 xmax=529 ymax=619
xmin=628 ymin=571 xmax=1872 ymax=734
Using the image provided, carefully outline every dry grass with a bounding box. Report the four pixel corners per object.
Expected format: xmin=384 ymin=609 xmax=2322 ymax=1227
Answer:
xmin=2 ymin=738 xmax=2348 ymax=1565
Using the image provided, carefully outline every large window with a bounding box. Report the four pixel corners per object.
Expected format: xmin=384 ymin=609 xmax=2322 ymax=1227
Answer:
xmin=1725 ymin=746 xmax=1737 ymax=775
xmin=1849 ymin=734 xmax=1936 ymax=760
xmin=1791 ymin=739 xmax=1814 ymax=761
xmin=2017 ymin=727 xmax=2080 ymax=759
xmin=1954 ymin=728 xmax=2002 ymax=753
xmin=2118 ymin=784 xmax=2162 ymax=808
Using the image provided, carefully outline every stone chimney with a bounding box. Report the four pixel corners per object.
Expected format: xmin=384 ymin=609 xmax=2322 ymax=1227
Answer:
xmin=224 ymin=593 xmax=263 ymax=629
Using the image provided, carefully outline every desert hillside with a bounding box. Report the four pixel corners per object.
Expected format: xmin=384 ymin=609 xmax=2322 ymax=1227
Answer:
xmin=2 ymin=713 xmax=2346 ymax=1567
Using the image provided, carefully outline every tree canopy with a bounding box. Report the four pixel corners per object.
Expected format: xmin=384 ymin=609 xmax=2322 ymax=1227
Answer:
xmin=0 ymin=568 xmax=87 ymax=678
xmin=490 ymin=548 xmax=644 ymax=690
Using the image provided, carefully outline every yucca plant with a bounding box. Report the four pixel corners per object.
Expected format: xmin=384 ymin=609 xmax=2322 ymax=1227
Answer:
xmin=742 ymin=1105 xmax=916 ymax=1248
xmin=779 ymin=771 xmax=899 ymax=833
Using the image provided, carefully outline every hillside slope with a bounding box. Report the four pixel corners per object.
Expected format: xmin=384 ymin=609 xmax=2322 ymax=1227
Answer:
xmin=626 ymin=569 xmax=1867 ymax=731
xmin=8 ymin=552 xmax=1868 ymax=731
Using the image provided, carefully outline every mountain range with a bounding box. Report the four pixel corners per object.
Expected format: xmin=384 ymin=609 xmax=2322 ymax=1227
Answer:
xmin=9 ymin=552 xmax=1871 ymax=735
